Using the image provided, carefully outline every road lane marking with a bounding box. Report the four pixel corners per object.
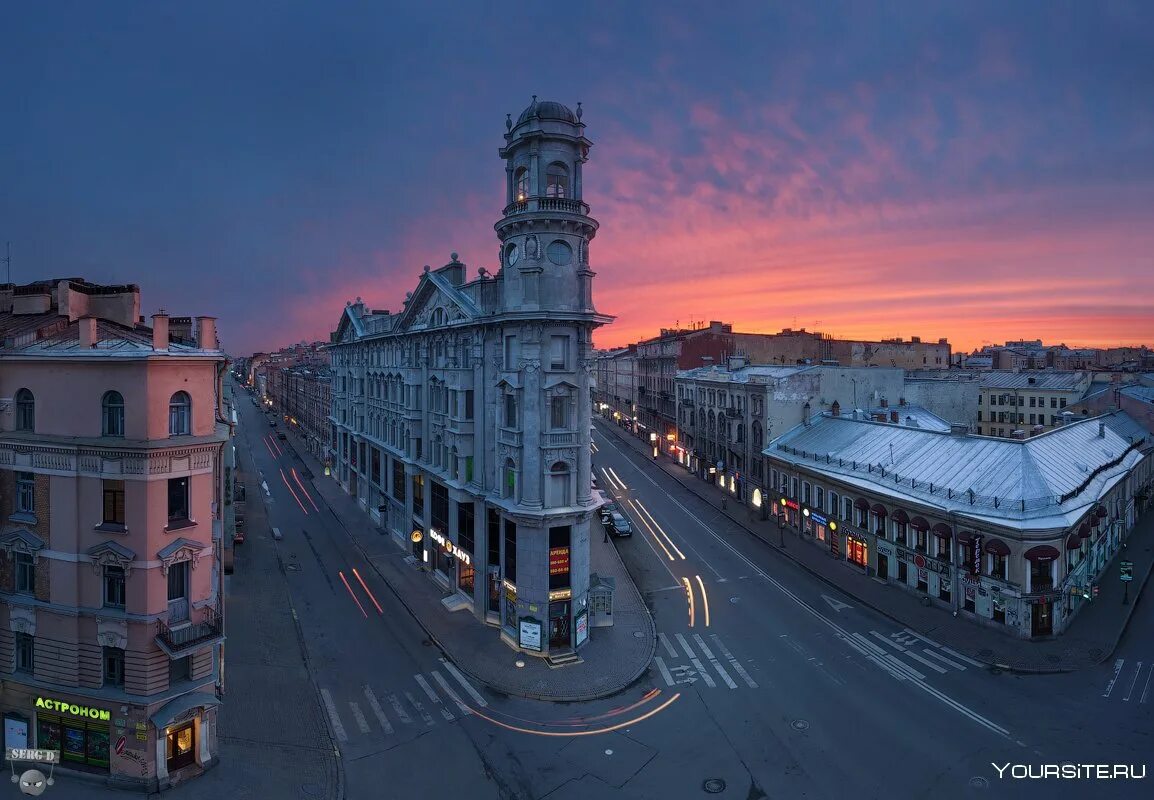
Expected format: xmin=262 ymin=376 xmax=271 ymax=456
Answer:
xmin=822 ymin=594 xmax=852 ymax=612
xmin=937 ymin=645 xmax=985 ymax=668
xmin=415 ymin=674 xmax=454 ymax=720
xmin=658 ymin=632 xmax=679 ymax=659
xmin=851 ymin=632 xmax=887 ymax=657
xmin=710 ymin=634 xmax=758 ymax=688
xmin=902 ymin=649 xmax=948 ymax=674
xmin=654 ymin=656 xmax=675 ymax=686
xmin=1103 ymin=659 xmax=1125 ymax=698
xmin=432 ymin=671 xmax=473 ymax=715
xmin=363 ymin=686 xmax=394 ymax=734
xmin=675 ymin=633 xmax=716 ymax=688
xmin=319 ymin=688 xmax=349 ymax=742
xmin=883 ymin=655 xmax=926 ymax=681
xmin=695 ymin=575 xmax=711 ymax=627
xmin=387 ymin=693 xmax=412 ymax=725
xmin=921 ymin=648 xmax=966 ymax=671
xmin=1140 ymin=664 xmax=1152 ymax=705
xmin=693 ymin=633 xmax=737 ymax=689
xmin=405 ymin=691 xmax=436 ymax=727
xmin=441 ymin=659 xmax=489 ymax=707
xmin=348 ymin=701 xmax=371 ymax=733
xmin=870 ymin=631 xmax=906 ymax=651
xmin=1123 ymin=662 xmax=1144 ymax=702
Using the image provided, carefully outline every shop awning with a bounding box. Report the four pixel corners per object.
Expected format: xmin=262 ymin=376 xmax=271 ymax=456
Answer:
xmin=1065 ymin=534 xmax=1082 ymax=550
xmin=1024 ymin=545 xmax=1061 ymax=562
xmin=910 ymin=516 xmax=930 ymax=531
xmin=150 ymin=692 xmax=220 ymax=730
xmin=854 ymin=497 xmax=871 ymax=511
xmin=1078 ymin=521 xmax=1092 ymax=539
xmin=984 ymin=538 xmax=1011 ymax=556
xmin=891 ymin=509 xmax=909 ymax=524
xmin=871 ymin=503 xmax=887 ymax=516
xmin=931 ymin=523 xmax=953 ymax=539
xmin=955 ymin=530 xmax=978 ymax=544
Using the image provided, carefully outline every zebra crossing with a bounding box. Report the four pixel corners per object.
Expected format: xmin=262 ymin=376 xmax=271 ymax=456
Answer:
xmin=846 ymin=628 xmax=984 ymax=681
xmin=1101 ymin=658 xmax=1153 ymax=705
xmin=653 ymin=631 xmax=759 ymax=689
xmin=319 ymin=660 xmax=486 ymax=744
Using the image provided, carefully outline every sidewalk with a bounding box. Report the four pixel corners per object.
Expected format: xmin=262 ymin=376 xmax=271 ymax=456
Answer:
xmin=600 ymin=418 xmax=1154 ymax=675
xmin=282 ymin=429 xmax=656 ymax=703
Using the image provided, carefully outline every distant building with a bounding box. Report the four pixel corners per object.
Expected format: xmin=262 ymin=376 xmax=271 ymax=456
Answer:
xmin=592 ymin=346 xmax=638 ymax=428
xmin=0 ymin=278 xmax=228 ymax=789
xmin=975 ymin=371 xmax=1092 ymax=437
xmin=764 ymin=411 xmax=1150 ymax=639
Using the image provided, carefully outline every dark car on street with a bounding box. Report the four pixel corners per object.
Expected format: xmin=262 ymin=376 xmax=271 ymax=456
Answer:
xmin=608 ymin=511 xmax=633 ymax=538
xmin=599 ymin=500 xmax=621 ymax=526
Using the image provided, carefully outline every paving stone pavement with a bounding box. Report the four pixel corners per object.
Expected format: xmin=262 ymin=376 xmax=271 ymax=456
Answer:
xmin=281 ymin=428 xmax=656 ymax=702
xmin=600 ymin=417 xmax=1154 ymax=675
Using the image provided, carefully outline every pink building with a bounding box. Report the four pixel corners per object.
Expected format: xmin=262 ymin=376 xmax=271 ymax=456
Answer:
xmin=0 ymin=278 xmax=227 ymax=790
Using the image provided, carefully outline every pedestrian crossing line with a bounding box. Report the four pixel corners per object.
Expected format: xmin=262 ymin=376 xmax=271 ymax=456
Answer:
xmin=319 ymin=688 xmax=349 ymax=742
xmin=387 ymin=693 xmax=412 ymax=725
xmin=440 ymin=658 xmax=489 ymax=708
xmin=851 ymin=632 xmax=887 ymax=658
xmin=406 ymin=691 xmax=436 ymax=727
xmin=675 ymin=632 xmax=716 ymax=688
xmin=415 ymin=674 xmax=455 ymax=721
xmin=363 ymin=686 xmax=394 ymax=735
xmin=348 ymin=701 xmax=372 ymax=734
xmin=1123 ymin=662 xmax=1144 ymax=702
xmin=654 ymin=655 xmax=675 ymax=687
xmin=869 ymin=631 xmax=906 ymax=652
xmin=710 ymin=634 xmax=758 ymax=688
xmin=658 ymin=632 xmax=679 ymax=659
xmin=1103 ymin=659 xmax=1125 ymax=698
xmin=938 ymin=645 xmax=985 ymax=668
xmin=883 ymin=654 xmax=925 ymax=681
xmin=921 ymin=648 xmax=966 ymax=671
xmin=693 ymin=633 xmax=737 ymax=689
xmin=432 ymin=671 xmax=473 ymax=716
xmin=1140 ymin=664 xmax=1153 ymax=705
xmin=901 ymin=649 xmax=949 ymax=675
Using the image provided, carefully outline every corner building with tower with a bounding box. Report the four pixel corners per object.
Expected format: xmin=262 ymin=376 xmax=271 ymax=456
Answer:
xmin=329 ymin=99 xmax=610 ymax=658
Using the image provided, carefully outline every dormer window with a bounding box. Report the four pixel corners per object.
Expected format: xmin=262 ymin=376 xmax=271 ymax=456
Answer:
xmin=514 ymin=167 xmax=529 ymax=201
xmin=546 ymin=163 xmax=569 ymax=198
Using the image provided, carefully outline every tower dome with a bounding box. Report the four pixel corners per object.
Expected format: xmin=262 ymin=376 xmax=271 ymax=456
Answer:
xmin=516 ymin=96 xmax=579 ymax=126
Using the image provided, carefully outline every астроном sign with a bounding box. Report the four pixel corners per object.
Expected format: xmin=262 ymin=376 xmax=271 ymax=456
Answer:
xmin=34 ymin=697 xmax=111 ymax=721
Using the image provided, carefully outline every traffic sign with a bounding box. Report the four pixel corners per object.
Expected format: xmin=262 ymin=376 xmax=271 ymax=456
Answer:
xmin=1120 ymin=560 xmax=1133 ymax=582
xmin=115 ymin=736 xmax=126 ymax=756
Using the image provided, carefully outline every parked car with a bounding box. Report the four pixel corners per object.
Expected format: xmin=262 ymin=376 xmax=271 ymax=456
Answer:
xmin=277 ymin=432 xmax=287 ymax=440
xmin=608 ymin=511 xmax=633 ymax=537
xmin=599 ymin=501 xmax=621 ymax=526
xmin=269 ymin=419 xmax=277 ymax=427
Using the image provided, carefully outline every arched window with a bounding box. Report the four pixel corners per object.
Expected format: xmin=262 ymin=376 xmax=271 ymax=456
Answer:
xmin=752 ymin=420 xmax=763 ymax=448
xmin=547 ymin=461 xmax=572 ymax=507
xmin=102 ymin=391 xmax=125 ymax=437
xmin=546 ymin=162 xmax=569 ymax=198
xmin=169 ymin=391 xmax=191 ymax=436
xmin=15 ymin=388 xmax=35 ymax=431
xmin=503 ymin=458 xmax=517 ymax=500
xmin=514 ymin=167 xmax=529 ymax=201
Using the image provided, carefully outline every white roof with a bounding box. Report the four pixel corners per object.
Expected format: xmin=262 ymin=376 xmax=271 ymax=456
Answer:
xmin=979 ymin=371 xmax=1088 ymax=391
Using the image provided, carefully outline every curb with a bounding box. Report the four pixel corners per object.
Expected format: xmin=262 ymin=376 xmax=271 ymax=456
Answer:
xmin=596 ymin=418 xmax=1113 ymax=677
xmin=283 ymin=427 xmax=653 ymax=705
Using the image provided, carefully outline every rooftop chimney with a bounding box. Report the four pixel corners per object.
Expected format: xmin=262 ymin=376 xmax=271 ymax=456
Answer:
xmin=890 ymin=410 xmax=899 ymax=423
xmin=880 ymin=397 xmax=888 ymax=408
xmin=949 ymin=423 xmax=969 ymax=436
xmin=152 ymin=312 xmax=169 ymax=352
xmin=1010 ymin=429 xmax=1027 ymax=440
xmin=197 ymin=316 xmax=218 ymax=350
xmin=78 ymin=316 xmax=98 ymax=349
xmin=1099 ymin=421 xmax=1106 ymax=438
xmin=803 ymin=401 xmax=811 ymax=427
xmin=831 ymin=400 xmax=840 ymax=417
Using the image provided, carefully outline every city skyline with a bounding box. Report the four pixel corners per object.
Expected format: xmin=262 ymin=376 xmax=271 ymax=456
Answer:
xmin=3 ymin=1 xmax=1152 ymax=356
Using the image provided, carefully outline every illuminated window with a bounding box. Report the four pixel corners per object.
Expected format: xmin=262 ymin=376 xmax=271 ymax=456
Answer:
xmin=514 ymin=167 xmax=529 ymax=201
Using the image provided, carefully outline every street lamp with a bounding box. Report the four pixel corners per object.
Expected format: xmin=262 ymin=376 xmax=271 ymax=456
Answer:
xmin=778 ymin=498 xmax=787 ymax=548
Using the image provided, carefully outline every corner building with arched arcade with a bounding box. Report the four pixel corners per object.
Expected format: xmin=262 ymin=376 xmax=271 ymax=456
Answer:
xmin=328 ymin=99 xmax=610 ymax=657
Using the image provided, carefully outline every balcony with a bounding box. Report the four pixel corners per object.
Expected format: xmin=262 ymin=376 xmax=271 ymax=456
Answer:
xmin=502 ymin=197 xmax=590 ymax=217
xmin=155 ymin=605 xmax=224 ymax=657
xmin=542 ymin=431 xmax=579 ymax=447
xmin=725 ymin=408 xmax=740 ymax=418
xmin=498 ymin=428 xmax=523 ymax=447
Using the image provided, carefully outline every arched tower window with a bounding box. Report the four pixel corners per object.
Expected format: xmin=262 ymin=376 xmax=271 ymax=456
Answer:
xmin=546 ymin=162 xmax=569 ymax=198
xmin=15 ymin=388 xmax=35 ymax=431
xmin=102 ymin=391 xmax=125 ymax=437
xmin=547 ymin=461 xmax=572 ymax=507
xmin=169 ymin=391 xmax=191 ymax=436
xmin=514 ymin=167 xmax=529 ymax=201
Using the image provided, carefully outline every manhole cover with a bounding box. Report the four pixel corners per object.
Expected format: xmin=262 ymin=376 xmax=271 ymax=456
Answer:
xmin=634 ymin=631 xmax=646 ymax=638
xmin=969 ymin=776 xmax=988 ymax=789
xmin=790 ymin=719 xmax=810 ymax=731
xmin=978 ymin=649 xmax=993 ymax=658
xmin=703 ymin=778 xmax=726 ymax=793
xmin=729 ymin=597 xmax=740 ymax=604
xmin=1046 ymin=654 xmax=1061 ymax=664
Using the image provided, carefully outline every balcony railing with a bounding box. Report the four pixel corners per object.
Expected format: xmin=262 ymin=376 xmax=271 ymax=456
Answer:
xmin=498 ymin=428 xmax=523 ymax=447
xmin=502 ymin=197 xmax=590 ymax=217
xmin=542 ymin=431 xmax=579 ymax=447
xmin=156 ymin=606 xmax=223 ymax=656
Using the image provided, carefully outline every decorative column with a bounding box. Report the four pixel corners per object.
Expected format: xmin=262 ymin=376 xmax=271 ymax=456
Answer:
xmin=577 ymin=358 xmax=593 ymax=505
xmin=521 ymin=352 xmax=543 ymax=509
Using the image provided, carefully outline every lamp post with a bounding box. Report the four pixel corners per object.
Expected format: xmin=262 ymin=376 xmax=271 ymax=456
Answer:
xmin=778 ymin=498 xmax=787 ymax=548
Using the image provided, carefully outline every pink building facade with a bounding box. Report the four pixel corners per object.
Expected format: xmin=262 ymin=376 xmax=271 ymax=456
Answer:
xmin=0 ymin=279 xmax=227 ymax=791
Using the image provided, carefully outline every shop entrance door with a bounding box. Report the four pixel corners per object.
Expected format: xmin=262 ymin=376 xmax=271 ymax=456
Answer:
xmin=548 ymin=601 xmax=571 ymax=650
xmin=166 ymin=721 xmax=196 ymax=772
xmin=877 ymin=552 xmax=889 ymax=580
xmin=1031 ymin=602 xmax=1053 ymax=637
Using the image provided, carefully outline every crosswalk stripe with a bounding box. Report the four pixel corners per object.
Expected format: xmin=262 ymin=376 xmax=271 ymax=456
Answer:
xmin=658 ymin=632 xmax=679 ymax=659
xmin=883 ymin=654 xmax=925 ymax=681
xmin=1140 ymin=664 xmax=1153 ymax=705
xmin=415 ymin=674 xmax=454 ymax=720
xmin=675 ymin=632 xmax=716 ymax=688
xmin=654 ymin=655 xmax=675 ymax=686
xmin=319 ymin=688 xmax=348 ymax=742
xmin=902 ymin=649 xmax=949 ymax=674
xmin=348 ymin=701 xmax=371 ymax=733
xmin=441 ymin=658 xmax=489 ymax=707
xmin=870 ymin=631 xmax=906 ymax=651
xmin=406 ymin=691 xmax=436 ymax=727
xmin=937 ymin=645 xmax=985 ymax=668
xmin=387 ymin=693 xmax=412 ymax=725
xmin=710 ymin=634 xmax=758 ymax=688
xmin=1123 ymin=662 xmax=1144 ymax=702
xmin=693 ymin=633 xmax=737 ymax=689
xmin=432 ymin=671 xmax=473 ymax=715
xmin=921 ymin=648 xmax=966 ymax=671
xmin=851 ymin=632 xmax=887 ymax=657
xmin=1103 ymin=660 xmax=1125 ymax=698
xmin=363 ymin=686 xmax=394 ymax=735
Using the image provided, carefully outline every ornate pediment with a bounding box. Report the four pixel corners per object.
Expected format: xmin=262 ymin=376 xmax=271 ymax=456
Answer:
xmin=88 ymin=540 xmax=137 ymax=576
xmin=157 ymin=537 xmax=208 ymax=575
xmin=396 ymin=272 xmax=480 ymax=333
xmin=9 ymin=606 xmax=36 ymax=636
xmin=0 ymin=528 xmax=46 ymax=562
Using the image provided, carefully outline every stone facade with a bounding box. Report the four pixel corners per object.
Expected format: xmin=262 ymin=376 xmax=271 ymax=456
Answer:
xmin=328 ymin=99 xmax=610 ymax=657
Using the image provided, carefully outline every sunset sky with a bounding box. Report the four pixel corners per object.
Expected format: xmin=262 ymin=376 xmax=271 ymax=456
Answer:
xmin=3 ymin=1 xmax=1152 ymax=355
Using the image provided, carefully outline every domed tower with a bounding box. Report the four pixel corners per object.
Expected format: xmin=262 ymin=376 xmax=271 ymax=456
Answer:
xmin=495 ymin=96 xmax=598 ymax=313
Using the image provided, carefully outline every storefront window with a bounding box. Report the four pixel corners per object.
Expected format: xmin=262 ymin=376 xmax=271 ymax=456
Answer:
xmin=38 ymin=714 xmax=109 ymax=769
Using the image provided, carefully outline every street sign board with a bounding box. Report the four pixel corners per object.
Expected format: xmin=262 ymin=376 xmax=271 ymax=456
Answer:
xmin=1120 ymin=560 xmax=1133 ymax=582
xmin=5 ymin=748 xmax=59 ymax=764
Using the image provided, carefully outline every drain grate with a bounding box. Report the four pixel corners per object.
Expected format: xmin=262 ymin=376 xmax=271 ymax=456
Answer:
xmin=969 ymin=776 xmax=989 ymax=789
xmin=790 ymin=719 xmax=810 ymax=731
xmin=703 ymin=778 xmax=726 ymax=794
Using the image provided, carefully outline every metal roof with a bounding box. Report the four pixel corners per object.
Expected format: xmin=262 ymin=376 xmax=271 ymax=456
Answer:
xmin=678 ymin=365 xmax=809 ymax=383
xmin=978 ymin=371 xmax=1088 ymax=391
xmin=765 ymin=413 xmax=1144 ymax=529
